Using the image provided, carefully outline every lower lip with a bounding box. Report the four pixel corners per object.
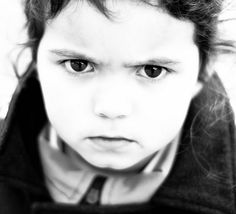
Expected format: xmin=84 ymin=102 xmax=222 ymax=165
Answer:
xmin=87 ymin=138 xmax=134 ymax=151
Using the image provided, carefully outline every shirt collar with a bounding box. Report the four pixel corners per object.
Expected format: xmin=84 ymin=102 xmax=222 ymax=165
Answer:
xmin=38 ymin=125 xmax=179 ymax=205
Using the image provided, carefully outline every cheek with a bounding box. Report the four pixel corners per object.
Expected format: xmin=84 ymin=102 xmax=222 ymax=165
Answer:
xmin=44 ymin=90 xmax=92 ymax=143
xmin=136 ymin=82 xmax=194 ymax=149
xmin=37 ymin=66 xmax=93 ymax=142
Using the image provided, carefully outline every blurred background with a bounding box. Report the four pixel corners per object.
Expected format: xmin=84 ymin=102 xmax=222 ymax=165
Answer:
xmin=0 ymin=0 xmax=236 ymax=120
xmin=0 ymin=0 xmax=28 ymax=118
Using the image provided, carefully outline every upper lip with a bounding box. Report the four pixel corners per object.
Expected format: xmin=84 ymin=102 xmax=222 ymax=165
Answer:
xmin=88 ymin=136 xmax=135 ymax=143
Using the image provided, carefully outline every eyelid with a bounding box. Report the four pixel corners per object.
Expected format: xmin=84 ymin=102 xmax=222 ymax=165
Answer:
xmin=138 ymin=64 xmax=170 ymax=73
xmin=58 ymin=58 xmax=94 ymax=65
xmin=133 ymin=62 xmax=170 ymax=72
xmin=124 ymin=58 xmax=180 ymax=68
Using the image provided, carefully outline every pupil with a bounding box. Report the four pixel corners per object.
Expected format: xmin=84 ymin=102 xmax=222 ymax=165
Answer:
xmin=71 ymin=60 xmax=87 ymax=72
xmin=145 ymin=65 xmax=162 ymax=78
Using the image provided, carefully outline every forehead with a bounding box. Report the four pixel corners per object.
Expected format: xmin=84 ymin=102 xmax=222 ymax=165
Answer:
xmin=43 ymin=0 xmax=197 ymax=63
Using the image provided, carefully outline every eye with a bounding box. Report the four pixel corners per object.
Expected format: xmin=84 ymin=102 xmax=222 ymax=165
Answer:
xmin=64 ymin=60 xmax=94 ymax=73
xmin=139 ymin=65 xmax=167 ymax=79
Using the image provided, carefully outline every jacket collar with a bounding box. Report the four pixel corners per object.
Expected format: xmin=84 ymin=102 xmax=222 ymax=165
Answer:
xmin=0 ymin=65 xmax=235 ymax=212
xmin=153 ymin=74 xmax=236 ymax=212
xmin=0 ymin=65 xmax=48 ymax=196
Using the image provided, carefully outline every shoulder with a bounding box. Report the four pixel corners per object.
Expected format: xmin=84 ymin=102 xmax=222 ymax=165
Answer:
xmin=153 ymin=72 xmax=236 ymax=213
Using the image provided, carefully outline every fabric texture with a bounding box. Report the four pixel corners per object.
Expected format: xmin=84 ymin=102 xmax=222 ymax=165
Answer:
xmin=0 ymin=65 xmax=236 ymax=214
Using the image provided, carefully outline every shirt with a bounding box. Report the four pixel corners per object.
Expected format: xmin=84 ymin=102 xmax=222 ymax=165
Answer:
xmin=38 ymin=126 xmax=179 ymax=205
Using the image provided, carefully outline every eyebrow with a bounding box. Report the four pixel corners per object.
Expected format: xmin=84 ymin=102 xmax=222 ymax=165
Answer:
xmin=50 ymin=49 xmax=180 ymax=67
xmin=49 ymin=49 xmax=101 ymax=65
xmin=123 ymin=58 xmax=180 ymax=68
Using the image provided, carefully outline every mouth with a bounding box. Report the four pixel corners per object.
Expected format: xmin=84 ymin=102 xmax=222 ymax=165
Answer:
xmin=86 ymin=136 xmax=136 ymax=151
xmin=89 ymin=136 xmax=134 ymax=142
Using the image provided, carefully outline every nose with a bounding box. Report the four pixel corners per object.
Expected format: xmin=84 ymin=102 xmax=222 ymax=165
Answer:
xmin=94 ymin=97 xmax=132 ymax=120
xmin=93 ymin=86 xmax=132 ymax=120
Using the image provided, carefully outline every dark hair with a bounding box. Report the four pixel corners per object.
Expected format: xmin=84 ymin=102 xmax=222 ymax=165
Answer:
xmin=22 ymin=0 xmax=235 ymax=186
xmin=23 ymin=0 xmax=222 ymax=81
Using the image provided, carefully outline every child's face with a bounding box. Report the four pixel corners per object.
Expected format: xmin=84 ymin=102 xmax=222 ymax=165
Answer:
xmin=37 ymin=1 xmax=201 ymax=171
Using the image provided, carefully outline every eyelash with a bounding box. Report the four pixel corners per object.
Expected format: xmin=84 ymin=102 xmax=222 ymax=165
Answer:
xmin=136 ymin=65 xmax=171 ymax=83
xmin=58 ymin=59 xmax=95 ymax=76
xmin=57 ymin=59 xmax=172 ymax=82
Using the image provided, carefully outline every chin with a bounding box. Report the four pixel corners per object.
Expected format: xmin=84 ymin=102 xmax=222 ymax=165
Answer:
xmin=88 ymin=158 xmax=147 ymax=173
xmin=92 ymin=161 xmax=130 ymax=171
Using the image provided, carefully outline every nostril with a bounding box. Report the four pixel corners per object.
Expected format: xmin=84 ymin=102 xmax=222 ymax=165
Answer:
xmin=96 ymin=112 xmax=127 ymax=120
xmin=93 ymin=95 xmax=132 ymax=120
xmin=98 ymin=112 xmax=108 ymax=119
xmin=117 ymin=114 xmax=126 ymax=119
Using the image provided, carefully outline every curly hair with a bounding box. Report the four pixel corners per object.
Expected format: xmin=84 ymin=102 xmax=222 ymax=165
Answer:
xmin=23 ymin=0 xmax=223 ymax=81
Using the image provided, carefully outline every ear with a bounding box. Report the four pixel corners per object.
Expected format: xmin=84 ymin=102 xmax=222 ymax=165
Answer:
xmin=204 ymin=54 xmax=216 ymax=79
xmin=192 ymin=54 xmax=216 ymax=98
xmin=192 ymin=81 xmax=203 ymax=98
xmin=14 ymin=47 xmax=33 ymax=77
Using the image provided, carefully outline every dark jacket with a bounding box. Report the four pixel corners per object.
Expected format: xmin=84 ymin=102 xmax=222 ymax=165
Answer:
xmin=0 ymin=66 xmax=236 ymax=214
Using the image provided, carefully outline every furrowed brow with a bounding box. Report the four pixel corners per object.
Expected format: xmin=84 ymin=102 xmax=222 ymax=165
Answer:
xmin=50 ymin=49 xmax=181 ymax=67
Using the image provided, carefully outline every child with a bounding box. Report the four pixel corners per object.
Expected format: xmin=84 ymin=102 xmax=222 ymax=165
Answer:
xmin=0 ymin=0 xmax=235 ymax=213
